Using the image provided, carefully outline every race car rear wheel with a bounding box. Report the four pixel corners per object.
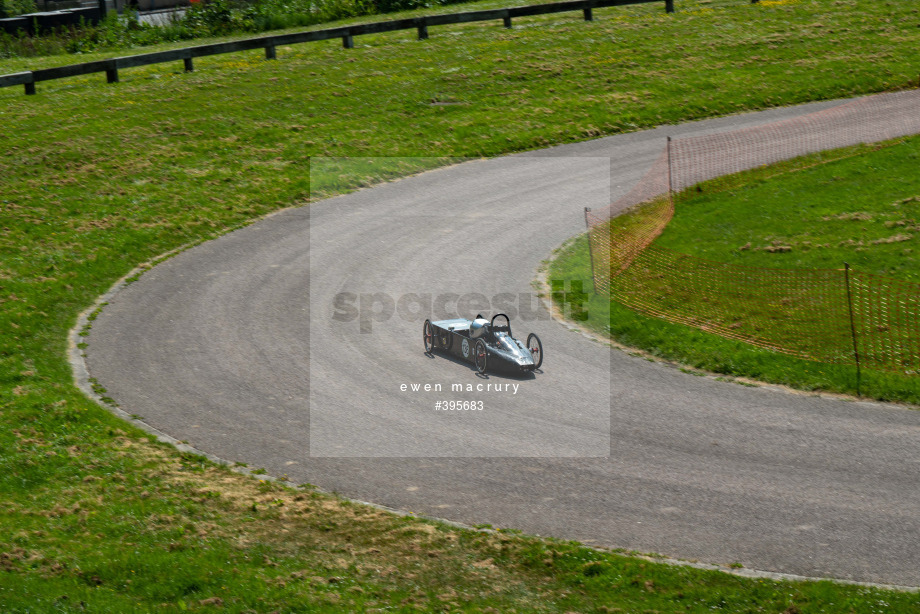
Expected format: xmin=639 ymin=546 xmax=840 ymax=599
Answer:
xmin=474 ymin=339 xmax=488 ymax=374
xmin=423 ymin=320 xmax=434 ymax=353
xmin=526 ymin=333 xmax=543 ymax=369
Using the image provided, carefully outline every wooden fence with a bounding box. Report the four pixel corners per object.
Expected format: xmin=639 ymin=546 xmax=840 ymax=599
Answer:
xmin=0 ymin=0 xmax=672 ymax=95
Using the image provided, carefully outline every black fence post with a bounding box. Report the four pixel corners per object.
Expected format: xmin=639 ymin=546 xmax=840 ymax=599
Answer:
xmin=98 ymin=0 xmax=107 ymax=19
xmin=416 ymin=18 xmax=428 ymax=40
xmin=503 ymin=10 xmax=512 ymax=28
xmin=342 ymin=33 xmax=354 ymax=49
xmin=844 ymin=262 xmax=862 ymax=397
xmin=584 ymin=207 xmax=598 ymax=294
xmin=105 ymin=60 xmax=118 ymax=84
xmin=665 ymin=0 xmax=674 ymax=13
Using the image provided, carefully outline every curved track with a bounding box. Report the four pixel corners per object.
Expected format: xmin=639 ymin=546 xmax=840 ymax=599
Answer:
xmin=85 ymin=97 xmax=920 ymax=586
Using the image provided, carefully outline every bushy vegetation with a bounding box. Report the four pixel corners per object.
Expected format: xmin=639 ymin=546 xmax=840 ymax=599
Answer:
xmin=0 ymin=0 xmax=471 ymax=58
xmin=0 ymin=0 xmax=35 ymax=18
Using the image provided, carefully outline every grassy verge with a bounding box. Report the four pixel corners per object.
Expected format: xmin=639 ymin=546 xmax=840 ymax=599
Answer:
xmin=5 ymin=444 xmax=920 ymax=612
xmin=2 ymin=0 xmax=920 ymax=609
xmin=551 ymin=138 xmax=920 ymax=404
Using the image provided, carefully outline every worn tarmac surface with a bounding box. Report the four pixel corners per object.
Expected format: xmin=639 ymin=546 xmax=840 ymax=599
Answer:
xmin=85 ymin=97 xmax=920 ymax=586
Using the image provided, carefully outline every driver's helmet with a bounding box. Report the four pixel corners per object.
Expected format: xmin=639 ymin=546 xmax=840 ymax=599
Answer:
xmin=470 ymin=316 xmax=490 ymax=339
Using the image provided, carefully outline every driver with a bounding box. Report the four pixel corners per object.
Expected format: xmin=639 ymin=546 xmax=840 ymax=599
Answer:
xmin=469 ymin=315 xmax=491 ymax=341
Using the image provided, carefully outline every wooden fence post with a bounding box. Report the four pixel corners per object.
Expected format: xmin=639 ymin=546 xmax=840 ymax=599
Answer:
xmin=342 ymin=32 xmax=354 ymax=49
xmin=665 ymin=0 xmax=674 ymax=13
xmin=105 ymin=60 xmax=118 ymax=84
xmin=416 ymin=18 xmax=428 ymax=40
xmin=265 ymin=42 xmax=276 ymax=60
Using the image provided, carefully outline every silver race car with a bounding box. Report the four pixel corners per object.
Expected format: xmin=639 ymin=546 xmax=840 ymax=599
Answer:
xmin=423 ymin=314 xmax=543 ymax=375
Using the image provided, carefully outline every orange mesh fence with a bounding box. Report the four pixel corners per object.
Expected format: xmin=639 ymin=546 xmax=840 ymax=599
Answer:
xmin=668 ymin=90 xmax=920 ymax=194
xmin=586 ymin=148 xmax=673 ymax=292
xmin=610 ymin=245 xmax=855 ymax=364
xmin=850 ymin=271 xmax=920 ymax=374
xmin=585 ymin=89 xmax=920 ymax=374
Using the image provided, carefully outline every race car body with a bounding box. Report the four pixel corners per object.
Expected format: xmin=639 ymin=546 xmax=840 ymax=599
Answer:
xmin=423 ymin=314 xmax=543 ymax=375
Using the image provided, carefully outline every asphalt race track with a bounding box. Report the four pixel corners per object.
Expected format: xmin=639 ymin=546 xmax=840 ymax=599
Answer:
xmin=84 ymin=96 xmax=920 ymax=586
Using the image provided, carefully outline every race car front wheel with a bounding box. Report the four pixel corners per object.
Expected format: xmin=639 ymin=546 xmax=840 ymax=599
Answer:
xmin=526 ymin=333 xmax=543 ymax=369
xmin=423 ymin=320 xmax=434 ymax=353
xmin=474 ymin=339 xmax=488 ymax=374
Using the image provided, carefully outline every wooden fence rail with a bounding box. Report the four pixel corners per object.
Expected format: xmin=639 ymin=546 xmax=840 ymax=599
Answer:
xmin=1 ymin=0 xmax=668 ymax=95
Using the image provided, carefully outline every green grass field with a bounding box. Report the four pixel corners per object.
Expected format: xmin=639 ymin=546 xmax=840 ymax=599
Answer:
xmin=3 ymin=0 xmax=920 ymax=610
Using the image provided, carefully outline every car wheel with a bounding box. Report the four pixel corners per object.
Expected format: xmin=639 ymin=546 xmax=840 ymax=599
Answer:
xmin=423 ymin=320 xmax=434 ymax=353
xmin=474 ymin=339 xmax=488 ymax=374
xmin=526 ymin=333 xmax=543 ymax=369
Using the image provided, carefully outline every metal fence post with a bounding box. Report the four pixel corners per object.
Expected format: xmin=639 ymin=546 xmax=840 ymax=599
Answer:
xmin=666 ymin=135 xmax=674 ymax=206
xmin=844 ymin=263 xmax=862 ymax=397
xmin=584 ymin=207 xmax=598 ymax=294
